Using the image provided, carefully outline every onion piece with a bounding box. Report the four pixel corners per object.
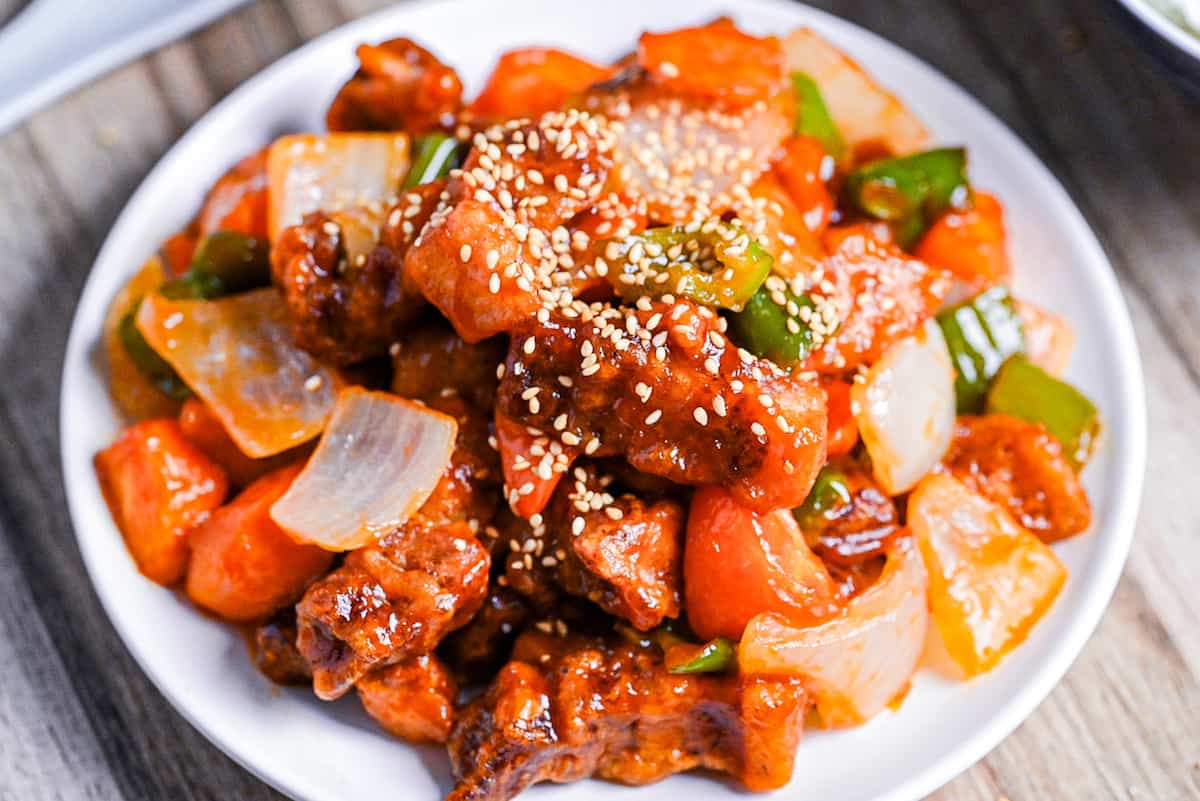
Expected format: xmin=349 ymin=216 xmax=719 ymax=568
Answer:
xmin=270 ymin=388 xmax=458 ymax=551
xmin=852 ymin=318 xmax=955 ymax=495
xmin=739 ymin=537 xmax=928 ymax=727
xmin=267 ymin=132 xmax=410 ymax=240
xmin=135 ymin=287 xmax=339 ymax=458
xmin=781 ymin=27 xmax=929 ymax=157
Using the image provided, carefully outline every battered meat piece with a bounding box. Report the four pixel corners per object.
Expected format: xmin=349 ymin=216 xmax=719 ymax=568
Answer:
xmin=497 ymin=299 xmax=826 ymax=513
xmin=270 ymin=182 xmax=444 ymax=365
xmin=419 ymin=393 xmax=503 ymax=528
xmin=254 ymin=611 xmax=312 ymax=685
xmin=446 ymin=633 xmax=807 ymax=801
xmin=941 ymin=414 xmax=1092 ymax=542
xmin=546 ymin=466 xmax=684 ymax=630
xmin=357 ymin=654 xmax=458 ymax=744
xmin=295 ymin=519 xmax=489 ymax=700
xmin=391 ymin=323 xmax=506 ymax=412
xmin=403 ymin=112 xmax=615 ymax=343
xmin=326 ymin=38 xmax=463 ymax=134
xmin=799 ymin=458 xmax=899 ymax=569
xmin=439 ymin=585 xmax=532 ymax=680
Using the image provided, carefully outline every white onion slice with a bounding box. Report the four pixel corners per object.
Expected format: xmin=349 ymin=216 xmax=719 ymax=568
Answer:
xmin=852 ymin=319 xmax=955 ymax=495
xmin=739 ymin=538 xmax=929 ymax=727
xmin=782 ymin=27 xmax=929 ymax=157
xmin=267 ymin=132 xmax=410 ymax=240
xmin=136 ymin=288 xmax=339 ymax=458
xmin=270 ymin=388 xmax=457 ymax=551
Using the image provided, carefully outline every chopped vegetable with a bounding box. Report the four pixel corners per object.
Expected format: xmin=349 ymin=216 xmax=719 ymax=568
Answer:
xmin=665 ymin=637 xmax=736 ymax=674
xmin=793 ymin=465 xmax=852 ymax=529
xmin=852 ymin=319 xmax=956 ymax=495
xmin=739 ymin=537 xmax=928 ymax=727
xmin=986 ymin=355 xmax=1100 ymax=469
xmin=119 ymin=303 xmax=192 ymax=401
xmin=270 ymin=388 xmax=458 ymax=551
xmin=1017 ymin=299 xmax=1076 ymax=376
xmin=603 ymin=223 xmax=773 ymax=311
xmin=136 ymin=288 xmax=340 ymax=458
xmin=772 ymin=135 xmax=836 ymax=237
xmin=844 ymin=147 xmax=971 ymax=249
xmin=103 ymin=256 xmax=186 ymax=419
xmin=791 ymin=71 xmax=845 ymax=162
xmin=638 ymin=18 xmax=785 ymax=106
xmin=494 ymin=410 xmax=571 ymax=519
xmin=727 ymin=285 xmax=815 ymax=366
xmin=186 ymin=463 xmax=333 ymax=621
xmin=94 ymin=419 xmax=229 ymax=585
xmin=781 ymin=27 xmax=929 ymax=157
xmin=915 ymin=191 xmax=1010 ymax=290
xmin=908 ymin=474 xmax=1067 ymax=676
xmin=196 ymin=149 xmax=270 ymax=239
xmin=936 ymin=285 xmax=1025 ymax=413
xmin=164 ymin=230 xmax=271 ymax=300
xmin=403 ymin=133 xmax=462 ymax=188
xmin=684 ymin=487 xmax=838 ymax=641
xmin=470 ymin=47 xmax=614 ymax=118
xmin=267 ymin=132 xmax=410 ymax=240
xmin=178 ymin=397 xmax=302 ymax=488
xmin=822 ymin=379 xmax=859 ymax=457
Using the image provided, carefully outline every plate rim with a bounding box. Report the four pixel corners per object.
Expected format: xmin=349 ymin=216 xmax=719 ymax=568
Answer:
xmin=58 ymin=2 xmax=1148 ymax=800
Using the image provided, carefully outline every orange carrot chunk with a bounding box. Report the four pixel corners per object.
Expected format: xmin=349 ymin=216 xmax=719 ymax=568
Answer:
xmin=94 ymin=419 xmax=229 ymax=586
xmin=915 ymin=191 xmax=1010 ymax=290
xmin=186 ymin=463 xmax=333 ymax=622
xmin=471 ymin=47 xmax=614 ymax=119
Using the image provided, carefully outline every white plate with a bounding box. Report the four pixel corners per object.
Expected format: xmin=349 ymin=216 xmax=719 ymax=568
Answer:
xmin=59 ymin=2 xmax=1147 ymax=800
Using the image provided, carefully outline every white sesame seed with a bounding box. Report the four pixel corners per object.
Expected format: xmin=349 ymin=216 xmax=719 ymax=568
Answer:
xmin=460 ymin=244 xmax=472 ymax=262
xmin=693 ymin=407 xmax=709 ymax=426
xmin=304 ymin=375 xmax=323 ymax=392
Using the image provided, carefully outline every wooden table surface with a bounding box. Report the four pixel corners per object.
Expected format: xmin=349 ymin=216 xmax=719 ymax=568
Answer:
xmin=1 ymin=1 xmax=1197 ymax=799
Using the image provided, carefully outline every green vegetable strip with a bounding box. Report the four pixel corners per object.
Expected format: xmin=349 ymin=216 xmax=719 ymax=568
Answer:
xmin=667 ymin=637 xmax=736 ymax=674
xmin=937 ymin=286 xmax=1025 ymax=413
xmin=793 ymin=465 xmax=852 ymax=528
xmin=985 ymin=355 xmax=1101 ymax=470
xmin=791 ymin=72 xmax=845 ymax=162
xmin=163 ymin=231 xmax=271 ymax=300
xmin=119 ymin=301 xmax=192 ymax=401
xmin=844 ymin=147 xmax=971 ymax=249
xmin=404 ymin=133 xmax=462 ymax=188
xmin=727 ymin=285 xmax=816 ymax=367
xmin=603 ymin=223 xmax=773 ymax=311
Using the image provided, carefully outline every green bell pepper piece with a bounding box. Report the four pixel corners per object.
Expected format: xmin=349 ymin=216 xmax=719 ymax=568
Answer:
xmin=162 ymin=230 xmax=271 ymax=300
xmin=937 ymin=286 xmax=1025 ymax=413
xmin=118 ymin=300 xmax=191 ymax=401
xmin=727 ymin=284 xmax=817 ymax=366
xmin=985 ymin=355 xmax=1101 ymax=469
xmin=666 ymin=637 xmax=736 ymax=675
xmin=793 ymin=465 xmax=852 ymax=528
xmin=791 ymin=71 xmax=845 ymax=163
xmin=404 ymin=133 xmax=462 ymax=188
xmin=604 ymin=223 xmax=772 ymax=311
xmin=844 ymin=147 xmax=971 ymax=249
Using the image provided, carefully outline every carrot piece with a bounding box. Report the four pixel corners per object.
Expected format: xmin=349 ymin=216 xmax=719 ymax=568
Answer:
xmin=914 ymin=191 xmax=1010 ymax=290
xmin=94 ymin=419 xmax=229 ymax=585
xmin=161 ymin=231 xmax=198 ymax=277
xmin=909 ymin=473 xmax=1067 ymax=676
xmin=177 ymin=397 xmax=301 ymax=488
xmin=638 ymin=18 xmax=786 ymax=107
xmin=773 ymin=136 xmax=835 ymax=236
xmin=494 ymin=410 xmax=573 ymax=519
xmin=823 ymin=379 xmax=859 ymax=457
xmin=821 ymin=221 xmax=894 ymax=251
xmin=196 ymin=149 xmax=270 ymax=240
xmin=470 ymin=48 xmax=615 ymax=119
xmin=186 ymin=463 xmax=333 ymax=622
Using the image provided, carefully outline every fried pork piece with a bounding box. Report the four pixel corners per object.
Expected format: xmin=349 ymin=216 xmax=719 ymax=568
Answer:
xmin=439 ymin=585 xmax=532 ymax=680
xmin=326 ymin=38 xmax=463 ymax=134
xmin=801 ymin=458 xmax=899 ymax=569
xmin=390 ymin=322 xmax=506 ymax=412
xmin=806 ymin=230 xmax=952 ymax=372
xmin=403 ymin=112 xmax=616 ymax=343
xmin=496 ymin=299 xmax=826 ymax=513
xmin=446 ymin=633 xmax=807 ymax=801
xmin=270 ymin=180 xmax=445 ymax=365
xmin=418 ymin=393 xmax=503 ymax=527
xmin=941 ymin=414 xmax=1092 ymax=542
xmin=295 ymin=519 xmax=489 ymax=700
xmin=357 ymin=654 xmax=458 ymax=744
xmin=543 ymin=465 xmax=684 ymax=630
xmin=254 ymin=610 xmax=312 ymax=685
